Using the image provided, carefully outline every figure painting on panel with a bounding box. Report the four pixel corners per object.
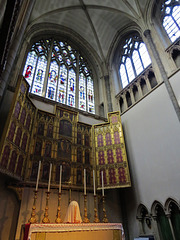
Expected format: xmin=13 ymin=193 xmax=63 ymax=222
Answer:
xmin=30 ymin=162 xmax=38 ymax=180
xmin=42 ymin=164 xmax=49 ymax=181
xmin=37 ymin=122 xmax=44 ymax=136
xmin=59 ymin=120 xmax=72 ymax=137
xmin=44 ymin=142 xmax=52 ymax=157
xmin=62 ymin=162 xmax=71 ymax=182
xmin=77 ymin=169 xmax=82 ymax=184
xmin=34 ymin=141 xmax=42 ymax=156
xmin=47 ymin=124 xmax=53 ymax=138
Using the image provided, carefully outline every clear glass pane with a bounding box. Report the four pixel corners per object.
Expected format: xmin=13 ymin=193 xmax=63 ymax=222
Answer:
xmin=163 ymin=15 xmax=180 ymax=42
xmin=23 ymin=51 xmax=37 ymax=88
xmin=132 ymin=50 xmax=143 ymax=75
xmin=125 ymin=58 xmax=135 ymax=82
xmin=31 ymin=55 xmax=47 ymax=96
xmin=46 ymin=60 xmax=58 ymax=100
xmin=139 ymin=43 xmax=151 ymax=68
xmin=67 ymin=69 xmax=76 ymax=107
xmin=57 ymin=65 xmax=67 ymax=104
xmin=120 ymin=64 xmax=128 ymax=88
xmin=79 ymin=73 xmax=86 ymax=111
xmin=172 ymin=5 xmax=180 ymax=28
xmin=87 ymin=76 xmax=94 ymax=113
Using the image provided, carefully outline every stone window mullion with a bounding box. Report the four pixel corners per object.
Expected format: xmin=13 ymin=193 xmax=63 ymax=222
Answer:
xmin=42 ymin=39 xmax=54 ymax=97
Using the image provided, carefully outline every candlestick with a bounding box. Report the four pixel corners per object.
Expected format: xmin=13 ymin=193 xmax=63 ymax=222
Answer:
xmin=36 ymin=161 xmax=41 ymax=191
xmin=28 ymin=190 xmax=38 ymax=223
xmin=101 ymin=170 xmax=104 ymax=196
xmin=93 ymin=169 xmax=96 ymax=196
xmin=84 ymin=169 xmax=86 ymax=195
xmin=102 ymin=196 xmax=108 ymax=223
xmin=59 ymin=165 xmax=62 ymax=193
xmin=48 ymin=163 xmax=52 ymax=192
xmin=93 ymin=195 xmax=100 ymax=223
xmin=83 ymin=194 xmax=90 ymax=223
xmin=55 ymin=192 xmax=63 ymax=223
xmin=42 ymin=191 xmax=50 ymax=223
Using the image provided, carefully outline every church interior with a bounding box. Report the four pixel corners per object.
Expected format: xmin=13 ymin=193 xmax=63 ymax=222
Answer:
xmin=0 ymin=0 xmax=180 ymax=240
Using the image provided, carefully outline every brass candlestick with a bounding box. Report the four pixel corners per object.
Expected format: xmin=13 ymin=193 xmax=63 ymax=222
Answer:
xmin=42 ymin=191 xmax=50 ymax=223
xmin=83 ymin=194 xmax=90 ymax=223
xmin=94 ymin=195 xmax=100 ymax=223
xmin=28 ymin=190 xmax=38 ymax=223
xmin=102 ymin=196 xmax=108 ymax=223
xmin=55 ymin=192 xmax=63 ymax=223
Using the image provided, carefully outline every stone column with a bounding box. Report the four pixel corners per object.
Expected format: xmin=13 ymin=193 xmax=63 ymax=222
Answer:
xmin=145 ymin=77 xmax=152 ymax=91
xmin=166 ymin=213 xmax=176 ymax=240
xmin=129 ymin=87 xmax=135 ymax=104
xmin=104 ymin=75 xmax=113 ymax=112
xmin=144 ymin=29 xmax=180 ymax=121
xmin=137 ymin=83 xmax=143 ymax=98
xmin=137 ymin=217 xmax=144 ymax=235
xmin=152 ymin=215 xmax=161 ymax=240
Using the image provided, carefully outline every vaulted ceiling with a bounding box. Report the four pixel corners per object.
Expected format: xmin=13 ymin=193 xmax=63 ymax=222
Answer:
xmin=28 ymin=0 xmax=153 ymax=62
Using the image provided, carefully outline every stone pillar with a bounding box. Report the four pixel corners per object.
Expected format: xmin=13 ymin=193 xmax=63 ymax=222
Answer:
xmin=137 ymin=217 xmax=144 ymax=235
xmin=121 ymin=94 xmax=128 ymax=112
xmin=152 ymin=216 xmax=161 ymax=240
xmin=137 ymin=83 xmax=143 ymax=98
xmin=145 ymin=77 xmax=152 ymax=91
xmin=144 ymin=29 xmax=180 ymax=121
xmin=129 ymin=87 xmax=135 ymax=104
xmin=166 ymin=213 xmax=176 ymax=240
xmin=104 ymin=75 xmax=113 ymax=112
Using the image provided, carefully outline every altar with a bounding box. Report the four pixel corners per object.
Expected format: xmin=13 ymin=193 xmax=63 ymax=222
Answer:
xmin=27 ymin=223 xmax=124 ymax=240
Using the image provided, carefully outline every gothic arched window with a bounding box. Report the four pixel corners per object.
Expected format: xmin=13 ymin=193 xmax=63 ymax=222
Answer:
xmin=119 ymin=34 xmax=151 ymax=88
xmin=23 ymin=39 xmax=95 ymax=114
xmin=161 ymin=0 xmax=180 ymax=42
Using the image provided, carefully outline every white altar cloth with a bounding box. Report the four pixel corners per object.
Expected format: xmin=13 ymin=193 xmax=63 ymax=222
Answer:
xmin=28 ymin=223 xmax=124 ymax=240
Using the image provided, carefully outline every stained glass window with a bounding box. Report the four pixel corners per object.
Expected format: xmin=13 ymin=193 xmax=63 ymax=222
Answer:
xmin=23 ymin=39 xmax=95 ymax=113
xmin=31 ymin=55 xmax=47 ymax=96
xmin=119 ymin=34 xmax=151 ymax=88
xmin=57 ymin=65 xmax=67 ymax=104
xmin=161 ymin=0 xmax=180 ymax=42
xmin=23 ymin=51 xmax=37 ymax=87
xmin=79 ymin=73 xmax=86 ymax=111
xmin=67 ymin=69 xmax=76 ymax=107
xmin=46 ymin=60 xmax=58 ymax=100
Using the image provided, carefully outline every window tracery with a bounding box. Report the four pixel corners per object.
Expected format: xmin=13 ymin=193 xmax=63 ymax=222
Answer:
xmin=161 ymin=0 xmax=180 ymax=42
xmin=23 ymin=39 xmax=95 ymax=114
xmin=119 ymin=34 xmax=151 ymax=88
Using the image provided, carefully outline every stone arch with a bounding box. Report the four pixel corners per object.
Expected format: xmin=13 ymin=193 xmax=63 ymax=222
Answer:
xmin=137 ymin=203 xmax=149 ymax=219
xmin=165 ymin=197 xmax=179 ymax=214
xmin=151 ymin=200 xmax=164 ymax=217
xmin=10 ymin=23 xmax=104 ymax=116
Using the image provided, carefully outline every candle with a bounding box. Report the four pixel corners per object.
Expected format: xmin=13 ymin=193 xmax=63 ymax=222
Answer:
xmin=84 ymin=169 xmax=86 ymax=195
xmin=93 ymin=170 xmax=96 ymax=195
xmin=59 ymin=165 xmax=62 ymax=193
xmin=48 ymin=163 xmax=52 ymax=192
xmin=101 ymin=170 xmax=104 ymax=196
xmin=35 ymin=161 xmax=41 ymax=191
